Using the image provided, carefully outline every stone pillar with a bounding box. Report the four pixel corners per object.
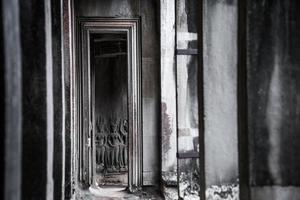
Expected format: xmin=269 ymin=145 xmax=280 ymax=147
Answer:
xmin=203 ymin=0 xmax=239 ymax=199
xmin=2 ymin=0 xmax=68 ymax=199
xmin=3 ymin=0 xmax=22 ymax=199
xmin=160 ymin=0 xmax=178 ymax=199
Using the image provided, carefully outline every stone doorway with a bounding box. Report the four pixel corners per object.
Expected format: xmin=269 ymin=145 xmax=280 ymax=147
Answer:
xmin=76 ymin=19 xmax=142 ymax=193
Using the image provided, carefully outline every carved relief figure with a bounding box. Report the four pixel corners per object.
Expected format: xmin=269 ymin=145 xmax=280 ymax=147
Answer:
xmin=107 ymin=118 xmax=121 ymax=172
xmin=119 ymin=119 xmax=128 ymax=170
xmin=96 ymin=117 xmax=107 ymax=171
xmin=95 ymin=116 xmax=128 ymax=174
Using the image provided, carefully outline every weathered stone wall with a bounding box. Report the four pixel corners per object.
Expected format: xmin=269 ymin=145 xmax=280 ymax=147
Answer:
xmin=160 ymin=0 xmax=177 ymax=190
xmin=247 ymin=0 xmax=300 ymax=199
xmin=203 ymin=0 xmax=239 ymax=199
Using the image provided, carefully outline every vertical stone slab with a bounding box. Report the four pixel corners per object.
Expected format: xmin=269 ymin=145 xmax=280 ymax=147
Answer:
xmin=140 ymin=0 xmax=160 ymax=185
xmin=62 ymin=0 xmax=73 ymax=198
xmin=3 ymin=0 xmax=22 ymax=199
xmin=20 ymin=0 xmax=48 ymax=199
xmin=142 ymin=58 xmax=160 ymax=185
xmin=51 ymin=0 xmax=63 ymax=199
xmin=247 ymin=0 xmax=300 ymax=199
xmin=203 ymin=0 xmax=239 ymax=199
xmin=160 ymin=0 xmax=177 ymax=198
xmin=0 ymin=0 xmax=4 ymax=197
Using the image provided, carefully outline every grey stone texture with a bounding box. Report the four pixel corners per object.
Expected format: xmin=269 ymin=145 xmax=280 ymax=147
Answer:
xmin=247 ymin=0 xmax=300 ymax=198
xmin=203 ymin=0 xmax=239 ymax=189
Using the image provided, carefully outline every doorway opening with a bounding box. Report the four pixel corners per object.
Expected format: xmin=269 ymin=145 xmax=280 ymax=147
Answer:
xmin=91 ymin=32 xmax=128 ymax=187
xmin=76 ymin=18 xmax=142 ymax=192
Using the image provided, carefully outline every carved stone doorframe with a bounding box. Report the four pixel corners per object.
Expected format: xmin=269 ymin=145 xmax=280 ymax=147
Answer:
xmin=77 ymin=18 xmax=142 ymax=192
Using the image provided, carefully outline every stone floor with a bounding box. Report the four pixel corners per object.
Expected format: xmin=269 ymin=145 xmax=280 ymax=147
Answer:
xmin=74 ymin=186 xmax=163 ymax=200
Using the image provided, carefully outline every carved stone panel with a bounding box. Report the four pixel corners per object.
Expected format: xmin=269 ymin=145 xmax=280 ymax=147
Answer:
xmin=95 ymin=117 xmax=128 ymax=175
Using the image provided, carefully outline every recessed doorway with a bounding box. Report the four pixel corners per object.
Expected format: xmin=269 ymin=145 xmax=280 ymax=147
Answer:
xmin=76 ymin=18 xmax=142 ymax=192
xmin=91 ymin=32 xmax=128 ymax=186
